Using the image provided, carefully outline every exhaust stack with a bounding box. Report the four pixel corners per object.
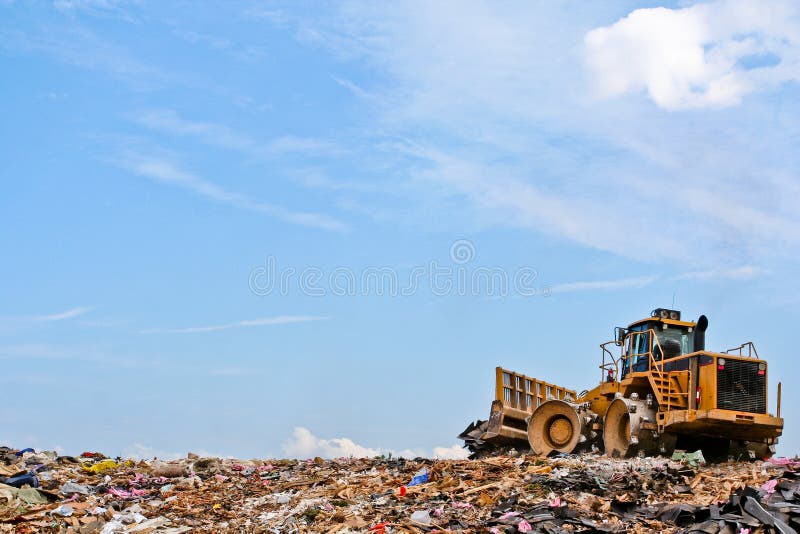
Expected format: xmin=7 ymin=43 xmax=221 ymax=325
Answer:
xmin=694 ymin=315 xmax=708 ymax=351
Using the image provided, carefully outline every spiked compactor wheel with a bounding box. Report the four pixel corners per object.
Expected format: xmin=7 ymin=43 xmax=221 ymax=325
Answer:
xmin=603 ymin=396 xmax=660 ymax=457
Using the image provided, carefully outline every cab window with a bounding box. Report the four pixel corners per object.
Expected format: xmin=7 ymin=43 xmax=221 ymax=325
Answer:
xmin=622 ymin=324 xmax=652 ymax=376
xmin=655 ymin=326 xmax=693 ymax=358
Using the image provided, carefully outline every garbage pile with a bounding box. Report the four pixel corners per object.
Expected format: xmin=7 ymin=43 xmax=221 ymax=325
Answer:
xmin=2 ymin=444 xmax=800 ymax=533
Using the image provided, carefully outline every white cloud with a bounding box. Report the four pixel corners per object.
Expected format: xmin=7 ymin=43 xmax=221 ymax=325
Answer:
xmin=409 ymin=147 xmax=687 ymax=260
xmin=134 ymin=110 xmax=253 ymax=151
xmin=585 ymin=0 xmax=800 ymax=110
xmin=283 ymin=427 xmax=382 ymax=458
xmin=674 ymin=265 xmax=761 ymax=281
xmin=117 ymin=154 xmax=347 ymax=232
xmin=2 ymin=24 xmax=165 ymax=87
xmin=78 ymin=318 xmax=131 ymax=328
xmin=549 ymin=275 xmax=659 ymax=294
xmin=133 ymin=110 xmax=341 ymax=156
xmin=267 ymin=135 xmax=341 ymax=156
xmin=140 ymin=315 xmax=329 ymax=334
xmin=282 ymin=427 xmax=454 ymax=459
xmin=33 ymin=306 xmax=93 ymax=322
xmin=52 ymin=0 xmax=136 ymax=20
xmin=0 ymin=344 xmax=161 ymax=368
xmin=308 ymin=2 xmax=799 ymax=267
xmin=432 ymin=444 xmax=469 ymax=460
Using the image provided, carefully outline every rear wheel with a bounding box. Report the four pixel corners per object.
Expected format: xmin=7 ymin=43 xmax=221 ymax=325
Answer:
xmin=528 ymin=400 xmax=596 ymax=456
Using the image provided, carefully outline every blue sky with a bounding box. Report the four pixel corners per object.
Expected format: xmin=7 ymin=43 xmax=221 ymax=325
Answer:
xmin=1 ymin=0 xmax=799 ymax=458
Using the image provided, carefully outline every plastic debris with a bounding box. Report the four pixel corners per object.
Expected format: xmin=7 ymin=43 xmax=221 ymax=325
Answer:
xmin=1 ymin=472 xmax=38 ymax=488
xmin=51 ymin=504 xmax=74 ymax=517
xmin=2 ymin=443 xmax=800 ymax=532
xmin=410 ymin=509 xmax=432 ymax=525
xmin=407 ymin=467 xmax=429 ymax=486
xmin=59 ymin=481 xmax=90 ymax=495
xmin=82 ymin=459 xmax=118 ymax=474
xmin=671 ymin=449 xmax=706 ymax=466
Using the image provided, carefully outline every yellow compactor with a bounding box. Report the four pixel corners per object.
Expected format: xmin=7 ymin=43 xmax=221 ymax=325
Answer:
xmin=460 ymin=308 xmax=784 ymax=459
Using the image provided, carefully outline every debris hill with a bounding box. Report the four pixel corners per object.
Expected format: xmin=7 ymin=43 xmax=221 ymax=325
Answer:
xmin=2 ymin=445 xmax=800 ymax=533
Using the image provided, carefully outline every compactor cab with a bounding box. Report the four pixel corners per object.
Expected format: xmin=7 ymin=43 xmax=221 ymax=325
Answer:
xmin=618 ymin=310 xmax=696 ymax=378
xmin=460 ymin=308 xmax=784 ymax=460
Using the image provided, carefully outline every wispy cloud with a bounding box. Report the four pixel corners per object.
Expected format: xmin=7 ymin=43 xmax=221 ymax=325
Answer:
xmin=140 ymin=315 xmax=330 ymax=334
xmin=549 ymin=275 xmax=659 ymax=294
xmin=78 ymin=318 xmax=131 ymax=328
xmin=673 ymin=265 xmax=761 ymax=281
xmin=133 ymin=110 xmax=341 ymax=157
xmin=116 ymin=153 xmax=347 ymax=232
xmin=33 ymin=306 xmax=92 ymax=322
xmin=408 ymin=146 xmax=686 ymax=260
xmin=53 ymin=0 xmax=138 ymax=21
xmin=1 ymin=25 xmax=166 ymax=88
xmin=0 ymin=344 xmax=161 ymax=368
xmin=279 ymin=2 xmax=800 ymax=268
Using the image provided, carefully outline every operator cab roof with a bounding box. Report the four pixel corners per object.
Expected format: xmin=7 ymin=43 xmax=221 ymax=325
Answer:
xmin=627 ymin=308 xmax=696 ymax=330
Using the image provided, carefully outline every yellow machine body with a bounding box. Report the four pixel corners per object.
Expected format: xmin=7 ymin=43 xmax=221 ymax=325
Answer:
xmin=462 ymin=309 xmax=784 ymax=459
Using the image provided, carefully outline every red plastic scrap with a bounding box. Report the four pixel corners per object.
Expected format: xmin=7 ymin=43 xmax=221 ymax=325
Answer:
xmin=369 ymin=521 xmax=389 ymax=533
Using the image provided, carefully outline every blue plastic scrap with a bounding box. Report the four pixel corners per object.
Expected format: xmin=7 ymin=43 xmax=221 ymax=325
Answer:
xmin=408 ymin=468 xmax=429 ymax=487
xmin=3 ymin=472 xmax=39 ymax=488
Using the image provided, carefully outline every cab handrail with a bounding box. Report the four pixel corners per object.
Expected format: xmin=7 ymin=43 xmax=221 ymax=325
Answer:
xmin=621 ymin=329 xmax=691 ymax=412
xmin=724 ymin=341 xmax=759 ymax=358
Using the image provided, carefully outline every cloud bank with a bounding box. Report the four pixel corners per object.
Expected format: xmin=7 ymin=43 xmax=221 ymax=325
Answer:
xmin=585 ymin=0 xmax=800 ymax=109
xmin=282 ymin=427 xmax=469 ymax=460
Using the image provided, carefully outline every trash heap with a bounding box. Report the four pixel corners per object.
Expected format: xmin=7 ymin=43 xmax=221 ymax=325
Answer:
xmin=2 ymin=445 xmax=800 ymax=533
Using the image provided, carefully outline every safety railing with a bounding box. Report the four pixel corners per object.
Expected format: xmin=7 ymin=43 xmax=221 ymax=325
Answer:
xmin=724 ymin=341 xmax=759 ymax=358
xmin=599 ymin=340 xmax=620 ymax=383
xmin=619 ymin=329 xmax=692 ymax=412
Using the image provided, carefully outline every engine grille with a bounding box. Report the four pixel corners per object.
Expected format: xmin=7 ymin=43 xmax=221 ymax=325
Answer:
xmin=717 ymin=359 xmax=766 ymax=414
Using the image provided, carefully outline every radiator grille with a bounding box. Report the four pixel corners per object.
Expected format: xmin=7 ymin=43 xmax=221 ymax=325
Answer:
xmin=717 ymin=359 xmax=766 ymax=414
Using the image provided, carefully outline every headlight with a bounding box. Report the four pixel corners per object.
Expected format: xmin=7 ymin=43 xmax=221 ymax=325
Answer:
xmin=718 ymin=358 xmax=726 ymax=366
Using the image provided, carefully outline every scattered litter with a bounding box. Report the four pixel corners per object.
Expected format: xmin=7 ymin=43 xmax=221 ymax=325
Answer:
xmin=2 ymin=472 xmax=38 ymax=488
xmin=410 ymin=509 xmax=432 ymax=525
xmin=50 ymin=504 xmax=74 ymax=517
xmin=407 ymin=467 xmax=429 ymax=486
xmin=671 ymin=449 xmax=706 ymax=467
xmin=59 ymin=481 xmax=89 ymax=495
xmin=82 ymin=459 xmax=118 ymax=474
xmin=2 ymin=444 xmax=800 ymax=532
